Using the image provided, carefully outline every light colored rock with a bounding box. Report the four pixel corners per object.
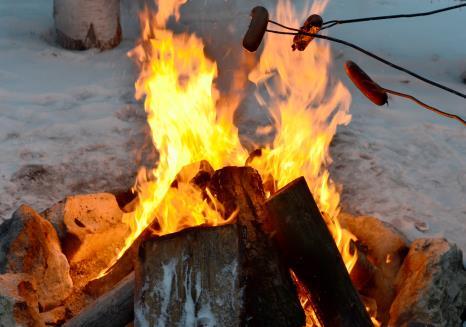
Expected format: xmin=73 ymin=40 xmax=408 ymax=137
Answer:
xmin=339 ymin=212 xmax=409 ymax=323
xmin=0 ymin=273 xmax=44 ymax=327
xmin=61 ymin=193 xmax=130 ymax=287
xmin=42 ymin=199 xmax=67 ymax=240
xmin=0 ymin=205 xmax=73 ymax=311
xmin=40 ymin=306 xmax=67 ymax=326
xmin=389 ymin=238 xmax=466 ymax=327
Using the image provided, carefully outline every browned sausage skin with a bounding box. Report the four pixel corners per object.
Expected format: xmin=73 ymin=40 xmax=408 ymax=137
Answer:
xmin=243 ymin=6 xmax=269 ymax=53
xmin=344 ymin=61 xmax=388 ymax=106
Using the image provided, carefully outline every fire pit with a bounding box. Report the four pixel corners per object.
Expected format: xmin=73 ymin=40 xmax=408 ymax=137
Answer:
xmin=0 ymin=0 xmax=465 ymax=327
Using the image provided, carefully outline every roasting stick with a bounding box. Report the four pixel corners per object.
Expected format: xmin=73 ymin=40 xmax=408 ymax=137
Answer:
xmin=383 ymin=90 xmax=466 ymax=126
xmin=243 ymin=5 xmax=466 ymax=99
xmin=243 ymin=6 xmax=466 ymax=123
xmin=320 ymin=4 xmax=466 ymax=30
xmin=265 ymin=26 xmax=466 ymax=100
xmin=344 ymin=61 xmax=466 ymax=127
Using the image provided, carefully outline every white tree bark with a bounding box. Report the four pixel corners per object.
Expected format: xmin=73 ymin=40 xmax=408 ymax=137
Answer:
xmin=54 ymin=0 xmax=121 ymax=50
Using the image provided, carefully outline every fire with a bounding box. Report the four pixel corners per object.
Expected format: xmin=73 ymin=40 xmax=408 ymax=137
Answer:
xmin=247 ymin=0 xmax=356 ymax=272
xmin=101 ymin=0 xmax=373 ymax=323
xmin=99 ymin=2 xmax=247 ymax=276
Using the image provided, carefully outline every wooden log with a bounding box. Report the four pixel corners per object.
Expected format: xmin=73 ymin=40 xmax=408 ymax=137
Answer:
xmin=53 ymin=0 xmax=122 ymax=50
xmin=135 ymin=224 xmax=243 ymax=326
xmin=208 ymin=166 xmax=304 ymax=326
xmin=265 ymin=177 xmax=373 ymax=327
xmin=84 ymin=242 xmax=135 ymax=298
xmin=135 ymin=166 xmax=304 ymax=327
xmin=64 ymin=272 xmax=134 ymax=327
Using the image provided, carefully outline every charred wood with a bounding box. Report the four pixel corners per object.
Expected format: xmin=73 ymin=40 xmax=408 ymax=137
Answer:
xmin=135 ymin=166 xmax=304 ymax=326
xmin=208 ymin=166 xmax=304 ymax=326
xmin=265 ymin=177 xmax=373 ymax=327
xmin=63 ymin=272 xmax=134 ymax=327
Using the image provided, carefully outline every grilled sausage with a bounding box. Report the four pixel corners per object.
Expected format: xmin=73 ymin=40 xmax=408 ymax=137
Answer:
xmin=344 ymin=61 xmax=388 ymax=106
xmin=292 ymin=14 xmax=323 ymax=51
xmin=243 ymin=6 xmax=269 ymax=52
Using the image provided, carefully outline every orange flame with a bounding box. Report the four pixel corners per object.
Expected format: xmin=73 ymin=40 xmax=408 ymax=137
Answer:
xmin=247 ymin=0 xmax=356 ymax=273
xmin=97 ymin=3 xmax=247 ymax=277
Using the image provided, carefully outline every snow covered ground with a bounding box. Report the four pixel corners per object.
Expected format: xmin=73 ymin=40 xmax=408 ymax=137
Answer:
xmin=0 ymin=0 xmax=465 ymax=263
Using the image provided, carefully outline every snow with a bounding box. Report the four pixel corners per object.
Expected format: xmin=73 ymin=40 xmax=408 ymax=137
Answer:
xmin=155 ymin=259 xmax=178 ymax=327
xmin=0 ymin=0 xmax=465 ymax=267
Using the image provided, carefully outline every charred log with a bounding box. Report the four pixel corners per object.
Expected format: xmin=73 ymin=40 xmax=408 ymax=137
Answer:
xmin=208 ymin=166 xmax=304 ymax=326
xmin=63 ymin=272 xmax=134 ymax=327
xmin=135 ymin=166 xmax=304 ymax=326
xmin=265 ymin=177 xmax=373 ymax=327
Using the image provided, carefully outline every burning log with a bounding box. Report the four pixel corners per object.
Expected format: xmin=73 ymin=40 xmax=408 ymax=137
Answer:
xmin=265 ymin=177 xmax=373 ymax=327
xmin=208 ymin=166 xmax=304 ymax=326
xmin=64 ymin=272 xmax=134 ymax=327
xmin=135 ymin=166 xmax=304 ymax=326
xmin=53 ymin=0 xmax=121 ymax=50
xmin=135 ymin=225 xmax=243 ymax=326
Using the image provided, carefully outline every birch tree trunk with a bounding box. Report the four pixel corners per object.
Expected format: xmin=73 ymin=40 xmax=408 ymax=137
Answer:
xmin=54 ymin=0 xmax=122 ymax=50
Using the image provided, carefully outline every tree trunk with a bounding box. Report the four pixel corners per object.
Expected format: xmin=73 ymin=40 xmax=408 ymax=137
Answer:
xmin=54 ymin=0 xmax=122 ymax=50
xmin=265 ymin=177 xmax=373 ymax=327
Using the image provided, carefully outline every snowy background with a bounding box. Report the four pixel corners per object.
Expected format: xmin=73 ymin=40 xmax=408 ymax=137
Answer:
xmin=0 ymin=0 xmax=465 ymax=262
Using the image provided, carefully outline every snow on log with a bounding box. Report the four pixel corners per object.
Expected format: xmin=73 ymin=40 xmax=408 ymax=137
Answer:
xmin=135 ymin=225 xmax=242 ymax=327
xmin=53 ymin=0 xmax=122 ymax=50
xmin=135 ymin=167 xmax=304 ymax=327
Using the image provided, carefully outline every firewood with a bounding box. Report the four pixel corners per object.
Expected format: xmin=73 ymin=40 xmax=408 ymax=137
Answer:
xmin=63 ymin=272 xmax=134 ymax=327
xmin=53 ymin=0 xmax=122 ymax=50
xmin=135 ymin=225 xmax=243 ymax=326
xmin=265 ymin=177 xmax=373 ymax=327
xmin=84 ymin=242 xmax=135 ymax=298
xmin=135 ymin=166 xmax=304 ymax=326
xmin=208 ymin=166 xmax=304 ymax=326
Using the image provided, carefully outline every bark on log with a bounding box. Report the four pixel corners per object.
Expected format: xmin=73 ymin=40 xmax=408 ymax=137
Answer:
xmin=265 ymin=177 xmax=373 ymax=327
xmin=135 ymin=166 xmax=304 ymax=327
xmin=54 ymin=0 xmax=122 ymax=50
xmin=135 ymin=225 xmax=244 ymax=326
xmin=64 ymin=272 xmax=134 ymax=327
xmin=208 ymin=166 xmax=304 ymax=326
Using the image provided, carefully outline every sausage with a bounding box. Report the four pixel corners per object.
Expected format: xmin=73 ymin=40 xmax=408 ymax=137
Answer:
xmin=292 ymin=14 xmax=323 ymax=51
xmin=344 ymin=61 xmax=388 ymax=106
xmin=243 ymin=6 xmax=269 ymax=53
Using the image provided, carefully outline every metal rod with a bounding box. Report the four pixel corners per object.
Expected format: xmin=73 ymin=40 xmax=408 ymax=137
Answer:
xmin=321 ymin=4 xmax=466 ymax=30
xmin=384 ymin=89 xmax=466 ymax=126
xmin=265 ymin=28 xmax=466 ymax=99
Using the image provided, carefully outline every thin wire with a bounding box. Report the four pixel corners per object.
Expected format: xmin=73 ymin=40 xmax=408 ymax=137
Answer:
xmin=321 ymin=4 xmax=466 ymax=30
xmin=385 ymin=89 xmax=466 ymax=126
xmin=265 ymin=29 xmax=466 ymax=99
xmin=269 ymin=20 xmax=301 ymax=32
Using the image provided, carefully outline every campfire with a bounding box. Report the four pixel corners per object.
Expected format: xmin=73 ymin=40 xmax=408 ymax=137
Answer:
xmin=1 ymin=0 xmax=465 ymax=327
